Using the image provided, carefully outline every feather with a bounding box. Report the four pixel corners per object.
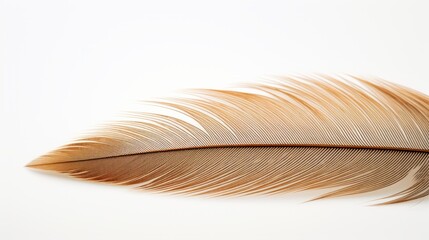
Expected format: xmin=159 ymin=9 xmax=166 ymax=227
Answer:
xmin=26 ymin=75 xmax=429 ymax=204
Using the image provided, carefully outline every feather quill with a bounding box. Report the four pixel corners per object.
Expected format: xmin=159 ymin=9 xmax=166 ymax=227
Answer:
xmin=27 ymin=75 xmax=429 ymax=204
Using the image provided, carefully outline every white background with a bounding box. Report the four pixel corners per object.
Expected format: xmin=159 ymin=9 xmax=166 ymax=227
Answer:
xmin=1 ymin=0 xmax=429 ymax=239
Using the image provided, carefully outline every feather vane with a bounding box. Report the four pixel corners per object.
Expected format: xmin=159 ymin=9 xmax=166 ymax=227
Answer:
xmin=27 ymin=75 xmax=429 ymax=204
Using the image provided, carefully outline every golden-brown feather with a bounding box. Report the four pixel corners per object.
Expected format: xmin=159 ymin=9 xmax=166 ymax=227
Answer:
xmin=27 ymin=75 xmax=429 ymax=204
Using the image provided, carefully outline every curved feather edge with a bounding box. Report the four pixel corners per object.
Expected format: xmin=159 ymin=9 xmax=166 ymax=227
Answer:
xmin=27 ymin=74 xmax=429 ymax=205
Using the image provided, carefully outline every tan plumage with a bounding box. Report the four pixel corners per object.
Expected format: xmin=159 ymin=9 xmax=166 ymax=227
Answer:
xmin=27 ymin=75 xmax=429 ymax=204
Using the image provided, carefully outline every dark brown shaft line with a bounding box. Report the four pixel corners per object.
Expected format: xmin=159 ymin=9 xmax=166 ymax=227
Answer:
xmin=26 ymin=143 xmax=429 ymax=167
